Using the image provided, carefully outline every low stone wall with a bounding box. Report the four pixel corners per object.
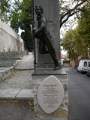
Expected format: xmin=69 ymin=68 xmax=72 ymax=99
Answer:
xmin=0 ymin=67 xmax=14 ymax=81
xmin=0 ymin=51 xmax=25 ymax=67
xmin=0 ymin=89 xmax=34 ymax=120
xmin=0 ymin=51 xmax=24 ymax=59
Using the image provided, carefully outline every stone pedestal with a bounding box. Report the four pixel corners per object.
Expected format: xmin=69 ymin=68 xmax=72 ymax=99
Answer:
xmin=32 ymin=72 xmax=68 ymax=120
xmin=34 ymin=0 xmax=60 ymax=70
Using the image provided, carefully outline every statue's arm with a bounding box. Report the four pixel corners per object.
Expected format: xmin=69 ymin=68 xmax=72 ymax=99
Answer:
xmin=36 ymin=17 xmax=46 ymax=33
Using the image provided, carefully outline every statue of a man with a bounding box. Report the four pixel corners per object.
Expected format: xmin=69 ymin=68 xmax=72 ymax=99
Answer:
xmin=34 ymin=6 xmax=60 ymax=69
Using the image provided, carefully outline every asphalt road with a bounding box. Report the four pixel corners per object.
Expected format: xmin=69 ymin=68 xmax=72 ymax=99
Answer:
xmin=69 ymin=69 xmax=90 ymax=120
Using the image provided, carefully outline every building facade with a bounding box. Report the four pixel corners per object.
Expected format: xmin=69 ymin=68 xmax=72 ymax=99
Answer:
xmin=0 ymin=20 xmax=24 ymax=52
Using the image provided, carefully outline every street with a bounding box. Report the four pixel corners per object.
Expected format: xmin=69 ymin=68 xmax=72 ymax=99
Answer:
xmin=69 ymin=69 xmax=90 ymax=120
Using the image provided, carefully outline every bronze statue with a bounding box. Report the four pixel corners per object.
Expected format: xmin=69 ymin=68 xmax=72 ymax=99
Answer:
xmin=34 ymin=6 xmax=60 ymax=69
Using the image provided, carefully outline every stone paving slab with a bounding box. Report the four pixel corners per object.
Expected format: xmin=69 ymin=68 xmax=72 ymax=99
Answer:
xmin=0 ymin=70 xmax=33 ymax=89
xmin=15 ymin=53 xmax=34 ymax=70
xmin=0 ymin=89 xmax=34 ymax=100
xmin=0 ymin=89 xmax=20 ymax=99
xmin=16 ymin=89 xmax=34 ymax=99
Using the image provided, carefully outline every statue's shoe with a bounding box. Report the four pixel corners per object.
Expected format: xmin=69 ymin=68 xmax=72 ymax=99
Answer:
xmin=39 ymin=50 xmax=49 ymax=54
xmin=54 ymin=65 xmax=60 ymax=70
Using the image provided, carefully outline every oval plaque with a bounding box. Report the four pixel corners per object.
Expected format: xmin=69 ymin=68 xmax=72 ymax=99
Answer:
xmin=37 ymin=75 xmax=64 ymax=114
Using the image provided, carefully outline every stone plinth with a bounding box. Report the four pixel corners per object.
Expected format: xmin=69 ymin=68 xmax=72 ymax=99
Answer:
xmin=32 ymin=70 xmax=68 ymax=120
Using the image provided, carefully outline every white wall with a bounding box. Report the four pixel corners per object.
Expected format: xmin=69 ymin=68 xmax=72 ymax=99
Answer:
xmin=0 ymin=20 xmax=24 ymax=52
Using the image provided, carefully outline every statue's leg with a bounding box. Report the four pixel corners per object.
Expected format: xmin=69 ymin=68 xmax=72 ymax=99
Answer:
xmin=39 ymin=40 xmax=44 ymax=53
xmin=39 ymin=39 xmax=48 ymax=54
xmin=43 ymin=33 xmax=59 ymax=67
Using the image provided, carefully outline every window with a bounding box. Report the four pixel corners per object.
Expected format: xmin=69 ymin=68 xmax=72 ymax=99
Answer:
xmin=88 ymin=62 xmax=90 ymax=67
xmin=84 ymin=61 xmax=87 ymax=67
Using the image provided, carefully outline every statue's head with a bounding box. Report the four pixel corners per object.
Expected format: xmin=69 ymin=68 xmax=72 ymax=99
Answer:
xmin=35 ymin=6 xmax=43 ymax=16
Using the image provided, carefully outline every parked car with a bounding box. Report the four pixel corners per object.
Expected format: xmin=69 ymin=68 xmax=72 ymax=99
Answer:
xmin=86 ymin=70 xmax=90 ymax=77
xmin=86 ymin=62 xmax=90 ymax=77
xmin=77 ymin=59 xmax=90 ymax=73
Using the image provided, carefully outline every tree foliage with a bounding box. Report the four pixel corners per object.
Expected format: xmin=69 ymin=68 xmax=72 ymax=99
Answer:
xmin=60 ymin=0 xmax=88 ymax=28
xmin=10 ymin=0 xmax=21 ymax=32
xmin=0 ymin=0 xmax=10 ymax=21
xmin=62 ymin=1 xmax=90 ymax=61
xmin=62 ymin=29 xmax=78 ymax=60
xmin=78 ymin=2 xmax=90 ymax=46
xmin=18 ymin=0 xmax=33 ymax=52
xmin=0 ymin=0 xmax=33 ymax=52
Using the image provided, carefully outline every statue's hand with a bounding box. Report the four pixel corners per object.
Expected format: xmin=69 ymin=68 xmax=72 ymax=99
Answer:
xmin=33 ymin=28 xmax=39 ymax=35
xmin=33 ymin=28 xmax=37 ymax=33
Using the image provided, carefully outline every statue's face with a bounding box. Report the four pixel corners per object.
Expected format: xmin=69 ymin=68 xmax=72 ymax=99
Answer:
xmin=36 ymin=9 xmax=42 ymax=16
xmin=35 ymin=6 xmax=43 ymax=17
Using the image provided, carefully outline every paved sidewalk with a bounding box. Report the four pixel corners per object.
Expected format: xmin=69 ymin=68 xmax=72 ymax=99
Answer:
xmin=0 ymin=70 xmax=33 ymax=89
xmin=15 ymin=52 xmax=34 ymax=70
xmin=0 ymin=89 xmax=34 ymax=99
xmin=0 ymin=53 xmax=34 ymax=89
xmin=0 ymin=53 xmax=35 ymax=120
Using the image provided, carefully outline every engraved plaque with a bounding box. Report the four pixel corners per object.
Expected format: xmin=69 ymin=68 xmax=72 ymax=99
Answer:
xmin=37 ymin=75 xmax=64 ymax=114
